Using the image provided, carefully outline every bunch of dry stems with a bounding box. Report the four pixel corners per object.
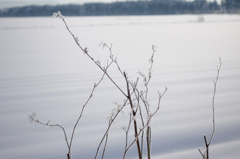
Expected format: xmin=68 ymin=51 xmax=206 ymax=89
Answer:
xmin=29 ymin=11 xmax=221 ymax=159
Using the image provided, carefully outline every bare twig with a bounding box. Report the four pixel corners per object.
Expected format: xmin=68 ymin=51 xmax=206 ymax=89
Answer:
xmin=135 ymin=46 xmax=157 ymax=159
xmin=123 ymin=113 xmax=133 ymax=153
xmin=209 ymin=57 xmax=222 ymax=145
xmin=68 ymin=61 xmax=113 ymax=155
xmin=124 ymin=72 xmax=142 ymax=159
xmin=28 ymin=65 xmax=109 ymax=159
xmin=123 ymin=88 xmax=167 ymax=159
xmin=28 ymin=113 xmax=71 ymax=158
xmin=198 ymin=148 xmax=205 ymax=159
xmin=198 ymin=57 xmax=222 ymax=159
xmin=99 ymin=42 xmax=124 ymax=76
xmin=95 ymin=100 xmax=128 ymax=159
xmin=29 ymin=12 xmax=119 ymax=159
xmin=146 ymin=126 xmax=151 ymax=159
xmin=101 ymin=119 xmax=111 ymax=159
xmin=31 ymin=12 xmax=166 ymax=159
xmin=53 ymin=11 xmax=127 ymax=98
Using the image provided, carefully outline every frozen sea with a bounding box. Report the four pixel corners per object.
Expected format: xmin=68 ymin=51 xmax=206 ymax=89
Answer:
xmin=0 ymin=14 xmax=240 ymax=159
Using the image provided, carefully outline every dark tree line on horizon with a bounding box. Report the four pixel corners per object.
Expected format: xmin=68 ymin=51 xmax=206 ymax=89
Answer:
xmin=0 ymin=0 xmax=239 ymax=17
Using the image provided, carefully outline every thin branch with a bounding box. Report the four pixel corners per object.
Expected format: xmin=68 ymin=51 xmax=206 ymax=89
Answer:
xmin=129 ymin=79 xmax=145 ymax=156
xmin=198 ymin=57 xmax=222 ymax=159
xmin=124 ymin=72 xmax=142 ymax=159
xmin=99 ymin=42 xmax=124 ymax=76
xmin=30 ymin=12 xmax=119 ymax=159
xmin=29 ymin=60 xmax=111 ymax=159
xmin=53 ymin=11 xmax=127 ymax=98
xmin=101 ymin=119 xmax=111 ymax=159
xmin=198 ymin=148 xmax=206 ymax=159
xmin=209 ymin=57 xmax=222 ymax=145
xmin=28 ymin=113 xmax=71 ymax=156
xmin=68 ymin=61 xmax=113 ymax=153
xmin=123 ymin=88 xmax=167 ymax=159
xmin=146 ymin=126 xmax=151 ymax=159
xmin=123 ymin=113 xmax=133 ymax=154
xmin=29 ymin=12 xmax=167 ymax=159
xmin=138 ymin=93 xmax=145 ymax=157
xmin=95 ymin=100 xmax=128 ymax=159
xmin=204 ymin=135 xmax=209 ymax=159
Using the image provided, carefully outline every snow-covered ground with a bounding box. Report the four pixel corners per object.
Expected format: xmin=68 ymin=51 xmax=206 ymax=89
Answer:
xmin=0 ymin=14 xmax=240 ymax=159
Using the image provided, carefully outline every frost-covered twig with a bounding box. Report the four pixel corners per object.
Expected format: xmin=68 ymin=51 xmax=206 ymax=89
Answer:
xmin=28 ymin=113 xmax=71 ymax=159
xmin=29 ymin=12 xmax=118 ymax=159
xmin=134 ymin=46 xmax=157 ymax=159
xmin=53 ymin=11 xmax=127 ymax=98
xmin=28 ymin=65 xmax=110 ymax=159
xmin=31 ymin=12 xmax=166 ymax=159
xmin=198 ymin=57 xmax=222 ymax=159
xmin=124 ymin=72 xmax=142 ymax=159
xmin=99 ymin=42 xmax=124 ymax=76
xmin=68 ymin=60 xmax=113 ymax=154
xmin=209 ymin=57 xmax=222 ymax=145
xmin=123 ymin=88 xmax=167 ymax=159
xmin=95 ymin=100 xmax=128 ymax=159
xmin=123 ymin=113 xmax=133 ymax=154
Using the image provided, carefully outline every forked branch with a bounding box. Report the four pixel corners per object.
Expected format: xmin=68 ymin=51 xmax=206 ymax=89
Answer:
xmin=53 ymin=11 xmax=127 ymax=98
xmin=123 ymin=88 xmax=167 ymax=159
xmin=28 ymin=113 xmax=71 ymax=158
xmin=30 ymin=12 xmax=167 ymax=159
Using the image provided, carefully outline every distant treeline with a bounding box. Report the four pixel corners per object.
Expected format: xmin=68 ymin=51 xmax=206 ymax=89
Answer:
xmin=0 ymin=0 xmax=239 ymax=17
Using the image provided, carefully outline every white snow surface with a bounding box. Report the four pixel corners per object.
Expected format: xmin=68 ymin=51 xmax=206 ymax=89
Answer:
xmin=0 ymin=14 xmax=240 ymax=159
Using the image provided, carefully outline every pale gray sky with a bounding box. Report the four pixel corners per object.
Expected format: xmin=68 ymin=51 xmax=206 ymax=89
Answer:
xmin=0 ymin=0 xmax=221 ymax=9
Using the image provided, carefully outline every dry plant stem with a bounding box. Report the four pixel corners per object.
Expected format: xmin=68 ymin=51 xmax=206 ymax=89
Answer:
xmin=146 ymin=126 xmax=151 ymax=159
xmin=198 ymin=57 xmax=222 ymax=159
xmin=198 ymin=148 xmax=205 ymax=159
xmin=128 ymin=46 xmax=156 ymax=159
xmin=209 ymin=57 xmax=222 ymax=145
xmin=139 ymin=107 xmax=144 ymax=156
xmin=58 ymin=13 xmax=127 ymax=98
xmin=30 ymin=12 xmax=118 ymax=158
xmin=204 ymin=135 xmax=209 ymax=159
xmin=124 ymin=113 xmax=133 ymax=152
xmin=95 ymin=100 xmax=128 ymax=159
xmin=48 ymin=12 xmax=165 ymax=159
xmin=100 ymin=39 xmax=157 ymax=159
xmin=99 ymin=42 xmax=124 ymax=76
xmin=95 ymin=41 xmax=155 ymax=158
xmin=28 ymin=114 xmax=71 ymax=158
xmin=131 ymin=90 xmax=144 ymax=156
xmin=101 ymin=120 xmax=111 ymax=159
xmin=146 ymin=118 xmax=151 ymax=159
xmin=68 ymin=63 xmax=112 ymax=155
xmin=138 ymin=93 xmax=145 ymax=157
xmin=29 ymin=67 xmax=109 ymax=159
xmin=124 ymin=72 xmax=142 ymax=159
xmin=140 ymin=46 xmax=156 ymax=159
xmin=123 ymin=88 xmax=167 ymax=159
xmin=130 ymin=82 xmax=144 ymax=156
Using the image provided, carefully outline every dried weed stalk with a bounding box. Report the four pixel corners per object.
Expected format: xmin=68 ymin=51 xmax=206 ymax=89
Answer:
xmin=29 ymin=11 xmax=221 ymax=159
xmin=198 ymin=57 xmax=222 ymax=159
xmin=29 ymin=11 xmax=167 ymax=159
